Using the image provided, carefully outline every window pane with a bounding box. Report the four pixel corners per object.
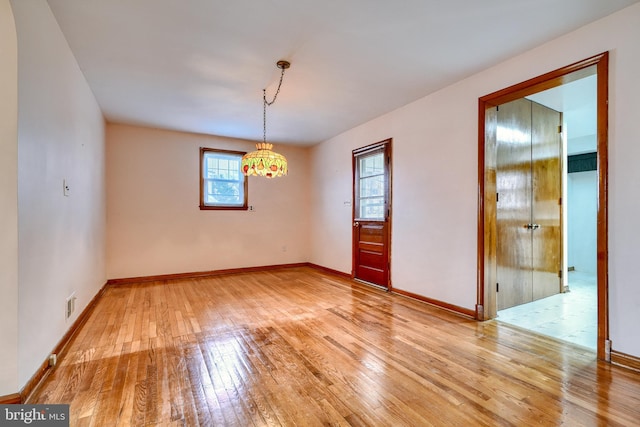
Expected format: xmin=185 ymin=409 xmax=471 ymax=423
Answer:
xmin=356 ymin=150 xmax=385 ymax=219
xmin=359 ymin=153 xmax=384 ymax=178
xmin=359 ymin=175 xmax=384 ymax=198
xmin=359 ymin=197 xmax=385 ymax=219
xmin=201 ymin=149 xmax=247 ymax=209
xmin=205 ymin=180 xmax=243 ymax=205
xmin=205 ymin=158 xmax=216 ymax=179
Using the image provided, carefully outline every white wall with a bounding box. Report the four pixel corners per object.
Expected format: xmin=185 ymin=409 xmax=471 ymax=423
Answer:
xmin=106 ymin=124 xmax=311 ymax=279
xmin=310 ymin=3 xmax=640 ymax=357
xmin=566 ymin=129 xmax=597 ymax=279
xmin=568 ymin=171 xmax=597 ymax=274
xmin=568 ymin=134 xmax=597 ymax=155
xmin=0 ymin=0 xmax=19 ymax=397
xmin=12 ymin=0 xmax=106 ymax=388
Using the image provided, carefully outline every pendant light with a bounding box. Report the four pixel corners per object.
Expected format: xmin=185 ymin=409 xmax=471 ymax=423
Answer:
xmin=241 ymin=60 xmax=290 ymax=178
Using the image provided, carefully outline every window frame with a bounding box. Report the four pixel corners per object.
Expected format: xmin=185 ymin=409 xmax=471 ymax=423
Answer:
xmin=199 ymin=147 xmax=248 ymax=210
xmin=353 ymin=142 xmax=391 ymax=222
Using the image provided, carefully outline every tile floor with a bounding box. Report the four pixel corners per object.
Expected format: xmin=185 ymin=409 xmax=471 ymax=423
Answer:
xmin=497 ymin=271 xmax=597 ymax=349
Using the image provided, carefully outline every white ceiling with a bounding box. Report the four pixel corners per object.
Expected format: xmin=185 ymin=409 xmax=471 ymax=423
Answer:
xmin=45 ymin=0 xmax=638 ymax=146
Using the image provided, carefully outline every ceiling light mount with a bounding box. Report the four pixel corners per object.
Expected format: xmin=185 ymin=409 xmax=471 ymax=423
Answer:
xmin=276 ymin=60 xmax=291 ymax=70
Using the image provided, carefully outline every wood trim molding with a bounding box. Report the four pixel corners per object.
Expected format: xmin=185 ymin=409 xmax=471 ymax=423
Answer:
xmin=611 ymin=350 xmax=640 ymax=373
xmin=393 ymin=288 xmax=477 ymax=319
xmin=306 ymin=263 xmax=352 ymax=279
xmin=595 ymin=53 xmax=610 ymax=362
xmin=478 ymin=55 xmax=603 ymax=107
xmin=21 ymin=283 xmax=108 ymax=403
xmin=106 ymin=263 xmax=310 ymax=286
xmin=309 ymin=263 xmax=475 ymax=319
xmin=109 ymin=263 xmax=353 ymax=286
xmin=0 ymin=393 xmax=21 ymax=404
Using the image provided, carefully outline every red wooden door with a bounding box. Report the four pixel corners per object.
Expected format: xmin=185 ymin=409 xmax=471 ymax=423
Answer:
xmin=353 ymin=140 xmax=392 ymax=289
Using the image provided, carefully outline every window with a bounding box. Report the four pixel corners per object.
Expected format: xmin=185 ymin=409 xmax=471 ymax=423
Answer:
xmin=354 ymin=145 xmax=389 ymax=220
xmin=200 ymin=147 xmax=248 ymax=210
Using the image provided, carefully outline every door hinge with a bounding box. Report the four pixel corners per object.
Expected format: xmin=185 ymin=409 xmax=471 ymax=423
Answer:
xmin=496 ymin=192 xmax=499 ymax=202
xmin=558 ymin=197 xmax=562 ymax=205
xmin=496 ymin=105 xmax=499 ymax=112
xmin=496 ymin=283 xmax=499 ymax=292
xmin=558 ymin=270 xmax=562 ymax=279
xmin=558 ymin=125 xmax=562 ymax=133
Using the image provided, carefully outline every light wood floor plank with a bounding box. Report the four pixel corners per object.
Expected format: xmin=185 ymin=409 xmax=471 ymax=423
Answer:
xmin=27 ymin=267 xmax=640 ymax=425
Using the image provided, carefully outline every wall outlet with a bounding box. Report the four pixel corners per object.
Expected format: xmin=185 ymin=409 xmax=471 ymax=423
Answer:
xmin=63 ymin=179 xmax=70 ymax=197
xmin=49 ymin=353 xmax=57 ymax=367
xmin=249 ymin=205 xmax=255 ymax=212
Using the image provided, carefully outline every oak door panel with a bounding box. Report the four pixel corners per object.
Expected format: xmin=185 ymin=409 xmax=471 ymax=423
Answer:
xmin=496 ymin=99 xmax=562 ymax=310
xmin=531 ymin=101 xmax=562 ymax=300
xmin=496 ymin=98 xmax=533 ymax=310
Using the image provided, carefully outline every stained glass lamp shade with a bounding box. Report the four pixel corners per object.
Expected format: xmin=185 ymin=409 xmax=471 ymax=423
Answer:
xmin=241 ymin=143 xmax=287 ymax=178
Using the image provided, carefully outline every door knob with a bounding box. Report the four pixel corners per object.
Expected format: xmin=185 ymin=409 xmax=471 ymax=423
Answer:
xmin=524 ymin=223 xmax=540 ymax=230
xmin=353 ymin=222 xmax=360 ymax=227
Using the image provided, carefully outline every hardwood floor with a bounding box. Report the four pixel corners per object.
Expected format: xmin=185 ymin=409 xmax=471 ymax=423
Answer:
xmin=28 ymin=267 xmax=640 ymax=426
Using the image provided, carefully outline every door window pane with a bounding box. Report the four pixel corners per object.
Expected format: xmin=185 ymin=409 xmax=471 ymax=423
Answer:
xmin=360 ymin=155 xmax=384 ymax=178
xmin=360 ymin=197 xmax=385 ymax=219
xmin=357 ymin=151 xmax=385 ymax=219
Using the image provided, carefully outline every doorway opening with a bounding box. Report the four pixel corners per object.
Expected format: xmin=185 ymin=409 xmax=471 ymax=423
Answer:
xmin=496 ymin=75 xmax=597 ymax=349
xmin=477 ymin=53 xmax=609 ymax=360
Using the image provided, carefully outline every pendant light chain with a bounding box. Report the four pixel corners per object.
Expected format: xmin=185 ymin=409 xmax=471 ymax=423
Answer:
xmin=263 ymin=65 xmax=287 ymax=144
xmin=264 ymin=65 xmax=286 ymax=106
xmin=263 ymin=89 xmax=268 ymax=144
